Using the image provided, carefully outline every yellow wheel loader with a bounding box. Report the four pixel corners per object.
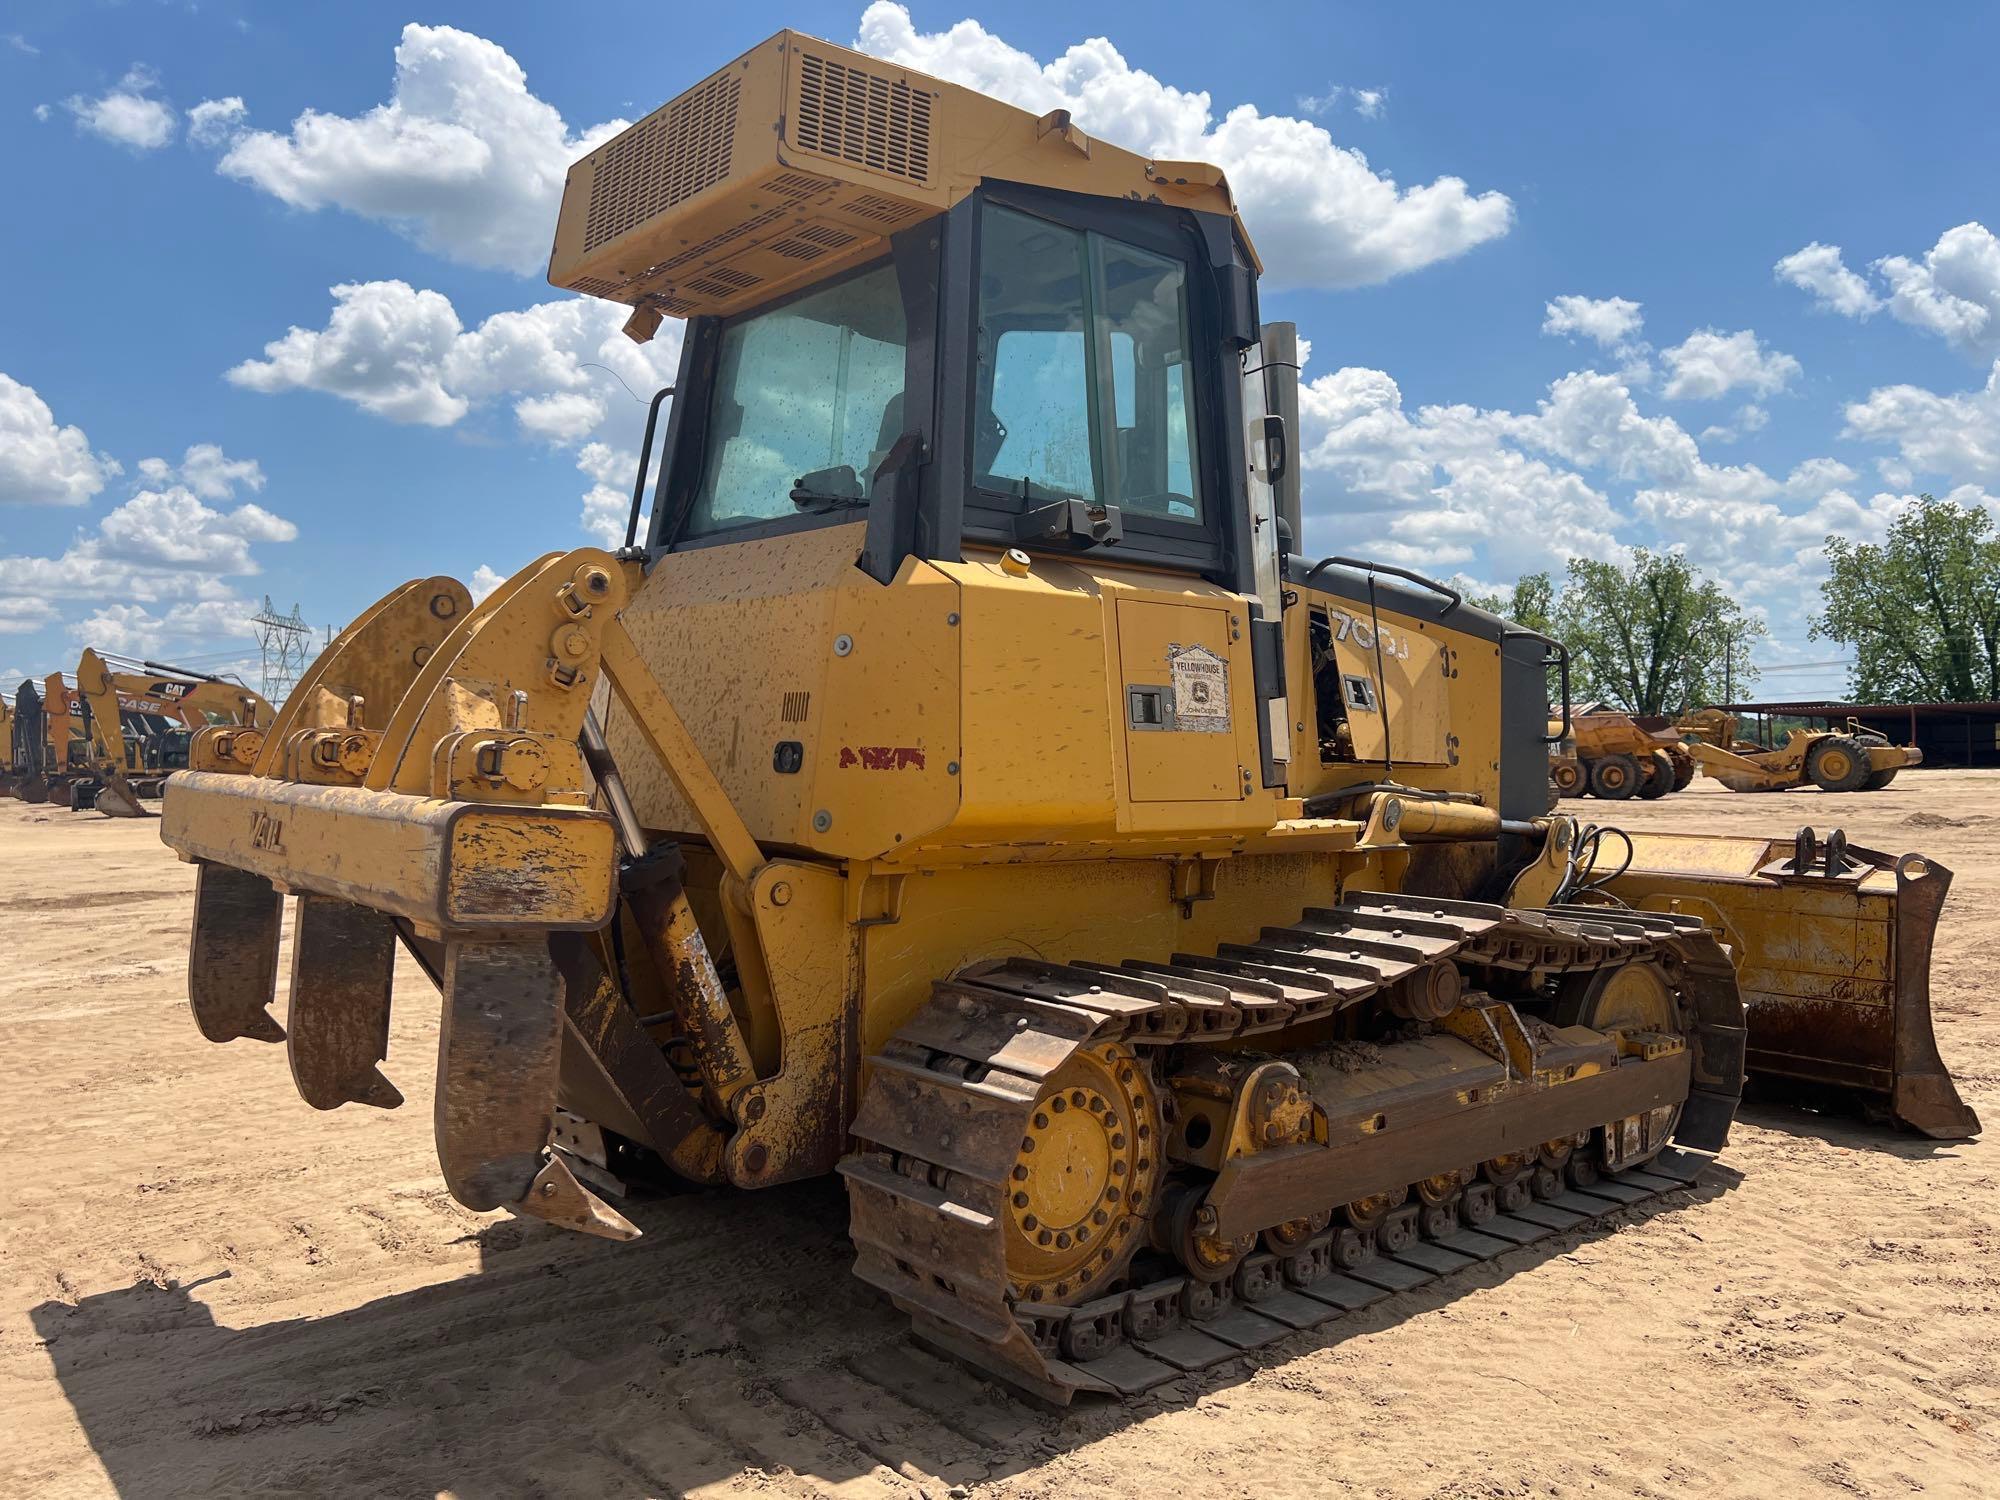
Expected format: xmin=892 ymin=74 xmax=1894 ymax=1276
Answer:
xmin=1678 ymin=708 xmax=1920 ymax=793
xmin=70 ymin=649 xmax=274 ymax=817
xmin=160 ymin=30 xmax=1977 ymax=1404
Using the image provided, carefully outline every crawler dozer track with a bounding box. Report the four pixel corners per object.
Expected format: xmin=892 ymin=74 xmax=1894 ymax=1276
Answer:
xmin=842 ymin=891 xmax=1743 ymax=1403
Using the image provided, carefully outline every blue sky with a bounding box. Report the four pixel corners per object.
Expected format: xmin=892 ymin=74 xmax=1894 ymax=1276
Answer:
xmin=3 ymin=2 xmax=1996 ymax=700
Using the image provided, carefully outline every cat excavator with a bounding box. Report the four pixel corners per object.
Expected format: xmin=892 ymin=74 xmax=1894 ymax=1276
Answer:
xmin=70 ymin=650 xmax=273 ymax=817
xmin=159 ymin=29 xmax=1977 ymax=1403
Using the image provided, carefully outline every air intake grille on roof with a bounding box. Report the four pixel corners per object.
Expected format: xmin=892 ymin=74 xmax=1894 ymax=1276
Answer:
xmin=846 ymin=192 xmax=926 ymax=228
xmin=768 ymin=224 xmax=859 ymax=261
xmin=682 ymin=266 xmax=763 ymax=299
xmin=583 ymin=72 xmax=742 ymax=252
xmin=767 ymin=171 xmax=836 ymax=200
xmin=793 ymin=52 xmax=932 ymax=183
xmin=657 ymin=209 xmax=786 ymax=275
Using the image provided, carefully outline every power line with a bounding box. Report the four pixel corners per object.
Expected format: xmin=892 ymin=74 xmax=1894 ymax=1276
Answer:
xmin=251 ymin=597 xmax=311 ymax=704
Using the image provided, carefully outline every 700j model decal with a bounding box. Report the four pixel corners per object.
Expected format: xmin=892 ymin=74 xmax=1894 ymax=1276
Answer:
xmin=1324 ymin=607 xmax=1415 ymax=659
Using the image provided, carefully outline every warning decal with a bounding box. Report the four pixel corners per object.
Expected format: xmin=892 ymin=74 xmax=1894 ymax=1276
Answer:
xmin=1167 ymin=644 xmax=1230 ymax=733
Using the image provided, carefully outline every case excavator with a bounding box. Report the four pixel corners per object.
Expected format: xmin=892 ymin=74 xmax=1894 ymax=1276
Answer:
xmin=159 ymin=31 xmax=1977 ymax=1402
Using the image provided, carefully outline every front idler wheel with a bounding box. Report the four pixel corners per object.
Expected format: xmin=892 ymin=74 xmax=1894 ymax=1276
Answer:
xmin=1552 ymin=960 xmax=1685 ymax=1173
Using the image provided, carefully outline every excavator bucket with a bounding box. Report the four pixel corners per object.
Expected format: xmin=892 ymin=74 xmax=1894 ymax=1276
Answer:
xmin=1602 ymin=828 xmax=1977 ymax=1139
xmin=89 ymin=771 xmax=155 ymax=819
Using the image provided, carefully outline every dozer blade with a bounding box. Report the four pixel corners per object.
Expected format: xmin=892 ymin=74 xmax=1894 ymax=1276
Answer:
xmin=1603 ymin=830 xmax=1978 ymax=1140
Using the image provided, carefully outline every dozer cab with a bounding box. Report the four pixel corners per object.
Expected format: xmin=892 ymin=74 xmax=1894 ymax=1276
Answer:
xmin=160 ymin=29 xmax=1977 ymax=1403
xmin=1551 ymin=710 xmax=1694 ymax=800
xmin=70 ymin=650 xmax=274 ymax=817
xmin=1677 ymin=708 xmax=1920 ymax=793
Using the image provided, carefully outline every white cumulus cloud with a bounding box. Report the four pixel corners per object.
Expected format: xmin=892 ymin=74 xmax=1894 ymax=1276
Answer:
xmin=227 ymin=281 xmax=681 ymax=541
xmin=1542 ymin=295 xmax=1645 ymax=350
xmin=186 ymin=96 xmax=247 ymax=147
xmin=0 ymin=598 xmax=55 ymax=636
xmin=227 ymin=280 xmax=468 ymax=425
xmin=855 ymin=3 xmax=1510 ymax=289
xmin=1700 ymin=404 xmax=1770 ymax=445
xmin=205 ymin=24 xmax=625 ymax=274
xmin=1290 ymin=343 xmax=1877 ymax=622
xmin=96 ymin=487 xmax=297 ymax=572
xmin=467 ymin=565 xmax=506 ymax=603
xmin=134 ymin=443 xmax=265 ymax=501
xmin=1874 ymin=223 xmax=2000 ymax=353
xmin=1842 ymin=359 xmax=2000 ymax=486
xmin=1777 ymin=224 xmax=2000 ymax=354
xmin=1773 ymin=241 xmax=1882 ymax=319
xmin=63 ymin=64 xmax=177 ymax=150
xmin=1660 ymin=328 xmax=1801 ymax=401
xmin=70 ymin=598 xmax=264 ymax=655
xmin=0 ymin=374 xmax=121 ymax=506
xmin=0 ymin=482 xmax=297 ymax=607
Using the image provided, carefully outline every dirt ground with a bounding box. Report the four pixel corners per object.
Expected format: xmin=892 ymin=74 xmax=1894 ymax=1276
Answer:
xmin=3 ymin=771 xmax=1996 ymax=1500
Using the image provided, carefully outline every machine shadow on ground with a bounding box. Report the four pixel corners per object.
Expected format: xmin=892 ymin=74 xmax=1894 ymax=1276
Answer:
xmin=1732 ymin=1095 xmax=1977 ymax=1160
xmin=30 ymin=1163 xmax=1747 ymax=1499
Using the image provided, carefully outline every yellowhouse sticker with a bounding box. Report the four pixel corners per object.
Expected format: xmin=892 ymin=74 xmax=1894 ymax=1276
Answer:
xmin=1168 ymin=644 xmax=1230 ymax=733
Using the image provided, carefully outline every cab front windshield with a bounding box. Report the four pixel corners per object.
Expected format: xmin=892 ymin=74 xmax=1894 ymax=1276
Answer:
xmin=684 ymin=263 xmax=908 ymax=538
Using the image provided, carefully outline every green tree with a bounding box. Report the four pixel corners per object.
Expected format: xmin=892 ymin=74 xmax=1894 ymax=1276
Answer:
xmin=1551 ymin=548 xmax=1764 ymax=714
xmin=1811 ymin=494 xmax=2000 ymax=702
xmin=1465 ymin=570 xmax=1553 ymax=634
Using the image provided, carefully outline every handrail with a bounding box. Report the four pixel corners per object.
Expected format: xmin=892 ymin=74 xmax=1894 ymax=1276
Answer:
xmin=624 ymin=386 xmax=675 ymax=552
xmin=1504 ymin=626 xmax=1572 ymax=743
xmin=1301 ymin=554 xmax=1462 ymax=615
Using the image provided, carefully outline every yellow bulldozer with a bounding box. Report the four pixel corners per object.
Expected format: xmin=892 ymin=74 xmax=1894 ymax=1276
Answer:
xmin=69 ymin=649 xmax=273 ymax=817
xmin=1677 ymin=708 xmax=1920 ymax=793
xmin=1550 ymin=710 xmax=1695 ymax=800
xmin=159 ymin=30 xmax=1976 ymax=1403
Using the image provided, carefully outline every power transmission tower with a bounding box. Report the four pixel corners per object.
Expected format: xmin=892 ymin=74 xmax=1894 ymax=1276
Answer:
xmin=251 ymin=596 xmax=312 ymax=704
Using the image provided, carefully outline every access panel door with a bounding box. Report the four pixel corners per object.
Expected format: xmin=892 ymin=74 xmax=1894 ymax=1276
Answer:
xmin=1116 ymin=598 xmax=1243 ymax=802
